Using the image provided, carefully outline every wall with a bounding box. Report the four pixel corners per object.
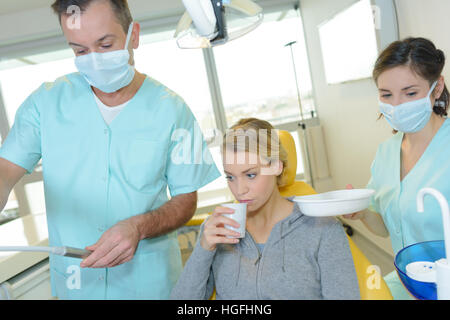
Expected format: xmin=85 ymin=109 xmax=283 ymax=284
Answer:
xmin=395 ymin=0 xmax=450 ymax=78
xmin=299 ymin=0 xmax=450 ymax=257
xmin=299 ymin=0 xmax=394 ymax=255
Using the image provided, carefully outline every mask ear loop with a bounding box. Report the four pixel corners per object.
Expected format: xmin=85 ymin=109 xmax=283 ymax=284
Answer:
xmin=429 ymin=81 xmax=442 ymax=108
xmin=124 ymin=22 xmax=134 ymax=50
xmin=428 ymin=81 xmax=439 ymax=98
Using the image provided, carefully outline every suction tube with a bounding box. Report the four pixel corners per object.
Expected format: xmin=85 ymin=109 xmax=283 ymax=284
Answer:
xmin=0 ymin=246 xmax=90 ymax=259
xmin=417 ymin=188 xmax=450 ymax=299
xmin=417 ymin=188 xmax=450 ymax=260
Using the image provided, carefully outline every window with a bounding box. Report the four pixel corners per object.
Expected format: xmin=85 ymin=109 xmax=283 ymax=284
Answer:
xmin=135 ymin=31 xmax=227 ymax=195
xmin=214 ymin=9 xmax=315 ymax=127
xmin=208 ymin=8 xmax=314 ymax=193
xmin=0 ymin=6 xmax=316 ymax=219
xmin=0 ymin=49 xmax=76 ymax=125
xmin=0 ymin=50 xmax=76 ymax=220
xmin=136 ymin=31 xmax=217 ymax=139
xmin=318 ymin=0 xmax=379 ymax=84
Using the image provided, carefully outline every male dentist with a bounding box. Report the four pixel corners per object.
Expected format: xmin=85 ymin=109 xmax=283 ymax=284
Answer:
xmin=0 ymin=0 xmax=220 ymax=299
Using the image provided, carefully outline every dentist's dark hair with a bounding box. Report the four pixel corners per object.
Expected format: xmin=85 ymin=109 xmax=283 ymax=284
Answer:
xmin=373 ymin=37 xmax=449 ymax=117
xmin=51 ymin=0 xmax=133 ymax=34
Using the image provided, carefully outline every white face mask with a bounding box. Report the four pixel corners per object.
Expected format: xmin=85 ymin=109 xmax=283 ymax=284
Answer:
xmin=74 ymin=23 xmax=135 ymax=93
xmin=379 ymin=81 xmax=438 ymax=133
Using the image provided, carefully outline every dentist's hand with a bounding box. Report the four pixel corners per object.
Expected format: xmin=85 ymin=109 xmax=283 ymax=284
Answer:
xmin=200 ymin=206 xmax=242 ymax=251
xmin=342 ymin=184 xmax=366 ymax=220
xmin=80 ymin=219 xmax=141 ymax=268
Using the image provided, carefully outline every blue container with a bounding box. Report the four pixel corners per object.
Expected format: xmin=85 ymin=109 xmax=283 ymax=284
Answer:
xmin=394 ymin=240 xmax=446 ymax=300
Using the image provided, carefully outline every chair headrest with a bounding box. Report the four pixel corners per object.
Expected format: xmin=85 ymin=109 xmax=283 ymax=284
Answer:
xmin=278 ymin=130 xmax=297 ymax=187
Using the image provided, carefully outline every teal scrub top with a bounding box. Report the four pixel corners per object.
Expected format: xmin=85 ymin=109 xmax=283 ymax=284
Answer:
xmin=367 ymin=118 xmax=450 ymax=299
xmin=0 ymin=73 xmax=221 ymax=300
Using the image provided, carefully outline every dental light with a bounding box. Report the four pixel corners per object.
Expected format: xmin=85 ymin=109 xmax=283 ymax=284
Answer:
xmin=174 ymin=0 xmax=264 ymax=49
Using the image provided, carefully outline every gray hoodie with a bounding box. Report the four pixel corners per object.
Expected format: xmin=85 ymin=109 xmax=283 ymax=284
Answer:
xmin=171 ymin=200 xmax=360 ymax=300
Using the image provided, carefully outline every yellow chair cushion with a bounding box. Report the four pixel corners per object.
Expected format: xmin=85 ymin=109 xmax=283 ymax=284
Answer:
xmin=278 ymin=130 xmax=298 ymax=187
xmin=184 ymin=213 xmax=211 ymax=227
xmin=347 ymin=236 xmax=393 ymax=299
xmin=279 ymin=180 xmax=317 ymax=198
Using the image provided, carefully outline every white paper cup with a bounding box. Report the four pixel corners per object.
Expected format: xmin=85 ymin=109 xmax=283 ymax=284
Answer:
xmin=222 ymin=203 xmax=247 ymax=238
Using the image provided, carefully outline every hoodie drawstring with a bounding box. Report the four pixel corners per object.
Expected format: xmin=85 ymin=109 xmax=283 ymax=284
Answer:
xmin=236 ymin=243 xmax=242 ymax=287
xmin=281 ymin=223 xmax=286 ymax=273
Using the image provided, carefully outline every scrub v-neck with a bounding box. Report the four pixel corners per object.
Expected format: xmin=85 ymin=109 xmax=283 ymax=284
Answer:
xmin=89 ymin=76 xmax=149 ymax=128
xmin=398 ymin=119 xmax=448 ymax=185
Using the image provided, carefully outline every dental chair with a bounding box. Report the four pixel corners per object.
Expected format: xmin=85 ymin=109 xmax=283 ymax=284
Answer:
xmin=183 ymin=130 xmax=393 ymax=300
xmin=277 ymin=130 xmax=392 ymax=300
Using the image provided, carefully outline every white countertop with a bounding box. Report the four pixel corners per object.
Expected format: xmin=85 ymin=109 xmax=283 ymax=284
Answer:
xmin=0 ymin=213 xmax=49 ymax=283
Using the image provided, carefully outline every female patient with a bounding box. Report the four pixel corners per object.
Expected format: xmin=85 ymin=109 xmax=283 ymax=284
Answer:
xmin=171 ymin=118 xmax=360 ymax=300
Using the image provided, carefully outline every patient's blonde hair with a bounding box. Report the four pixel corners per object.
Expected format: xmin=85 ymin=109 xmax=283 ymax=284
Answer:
xmin=222 ymin=118 xmax=289 ymax=187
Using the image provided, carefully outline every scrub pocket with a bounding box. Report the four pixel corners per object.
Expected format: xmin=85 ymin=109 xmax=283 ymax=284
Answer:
xmin=50 ymin=256 xmax=81 ymax=300
xmin=50 ymin=266 xmax=70 ymax=300
xmin=125 ymin=139 xmax=168 ymax=191
xmin=50 ymin=256 xmax=100 ymax=300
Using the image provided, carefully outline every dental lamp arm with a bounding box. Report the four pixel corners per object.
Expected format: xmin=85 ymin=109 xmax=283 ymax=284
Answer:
xmin=174 ymin=0 xmax=262 ymax=38
xmin=228 ymin=0 xmax=262 ymax=16
xmin=174 ymin=11 xmax=193 ymax=38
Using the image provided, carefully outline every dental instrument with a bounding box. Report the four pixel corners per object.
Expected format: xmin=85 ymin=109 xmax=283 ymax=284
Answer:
xmin=0 ymin=246 xmax=91 ymax=259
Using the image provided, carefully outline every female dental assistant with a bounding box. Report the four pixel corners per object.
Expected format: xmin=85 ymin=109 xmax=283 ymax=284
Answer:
xmin=0 ymin=0 xmax=220 ymax=299
xmin=344 ymin=37 xmax=450 ymax=299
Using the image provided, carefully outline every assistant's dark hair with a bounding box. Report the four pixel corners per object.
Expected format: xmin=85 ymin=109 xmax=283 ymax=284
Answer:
xmin=51 ymin=0 xmax=133 ymax=34
xmin=373 ymin=37 xmax=449 ymax=117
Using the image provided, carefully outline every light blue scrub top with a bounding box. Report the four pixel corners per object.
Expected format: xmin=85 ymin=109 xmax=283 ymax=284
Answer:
xmin=0 ymin=73 xmax=221 ymax=299
xmin=367 ymin=118 xmax=450 ymax=299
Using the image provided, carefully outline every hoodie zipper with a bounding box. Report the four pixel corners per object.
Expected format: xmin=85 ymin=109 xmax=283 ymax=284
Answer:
xmin=242 ymin=204 xmax=302 ymax=298
xmin=246 ymin=220 xmax=291 ymax=298
xmin=246 ymin=232 xmax=264 ymax=299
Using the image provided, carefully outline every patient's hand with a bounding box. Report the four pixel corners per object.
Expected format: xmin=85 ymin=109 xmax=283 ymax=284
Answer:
xmin=200 ymin=206 xmax=242 ymax=251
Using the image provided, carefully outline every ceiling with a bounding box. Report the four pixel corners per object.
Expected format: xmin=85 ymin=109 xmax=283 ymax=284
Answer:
xmin=0 ymin=0 xmax=53 ymax=15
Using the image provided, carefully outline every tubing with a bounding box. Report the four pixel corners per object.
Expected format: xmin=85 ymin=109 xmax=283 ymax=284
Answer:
xmin=0 ymin=246 xmax=90 ymax=258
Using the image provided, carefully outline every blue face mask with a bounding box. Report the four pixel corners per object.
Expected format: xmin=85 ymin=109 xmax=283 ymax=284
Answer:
xmin=75 ymin=23 xmax=135 ymax=93
xmin=379 ymin=81 xmax=438 ymax=133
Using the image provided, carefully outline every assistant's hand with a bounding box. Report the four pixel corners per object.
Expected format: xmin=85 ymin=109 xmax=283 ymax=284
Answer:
xmin=80 ymin=219 xmax=141 ymax=268
xmin=200 ymin=206 xmax=242 ymax=251
xmin=342 ymin=184 xmax=366 ymax=220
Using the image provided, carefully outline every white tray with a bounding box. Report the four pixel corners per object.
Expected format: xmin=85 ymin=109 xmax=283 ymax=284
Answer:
xmin=293 ymin=189 xmax=375 ymax=217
